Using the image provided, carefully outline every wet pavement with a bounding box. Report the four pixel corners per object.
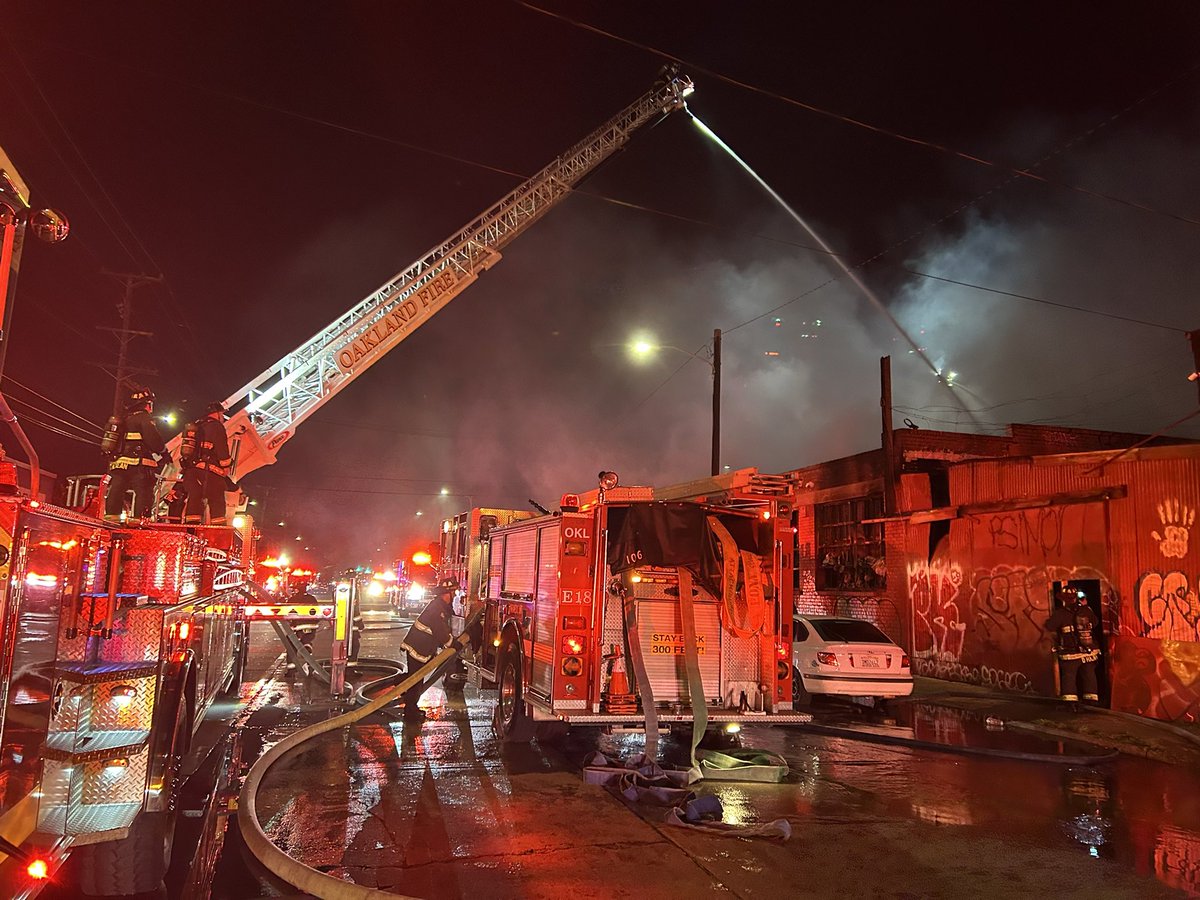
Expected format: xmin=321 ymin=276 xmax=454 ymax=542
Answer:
xmin=199 ymin=614 xmax=1200 ymax=899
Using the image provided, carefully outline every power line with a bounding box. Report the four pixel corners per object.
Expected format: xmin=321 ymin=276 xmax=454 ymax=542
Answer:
xmin=2 ymin=36 xmax=206 ymax=390
xmin=516 ymin=2 xmax=1200 ymax=230
xmin=6 ymin=396 xmax=101 ymax=441
xmin=3 ymin=376 xmax=104 ymax=430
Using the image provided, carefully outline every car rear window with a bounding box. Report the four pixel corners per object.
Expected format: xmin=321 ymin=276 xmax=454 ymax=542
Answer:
xmin=809 ymin=619 xmax=891 ymax=644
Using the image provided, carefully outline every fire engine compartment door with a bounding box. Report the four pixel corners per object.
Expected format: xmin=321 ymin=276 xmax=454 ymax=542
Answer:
xmin=633 ymin=578 xmax=721 ymax=704
xmin=529 ymin=523 xmax=560 ymax=700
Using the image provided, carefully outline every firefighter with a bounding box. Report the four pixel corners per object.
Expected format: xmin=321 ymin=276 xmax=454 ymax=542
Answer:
xmin=399 ymin=577 xmax=459 ymax=721
xmin=182 ymin=401 xmax=233 ymax=526
xmin=1045 ymin=584 xmax=1103 ymax=709
xmin=103 ymin=386 xmax=169 ymax=522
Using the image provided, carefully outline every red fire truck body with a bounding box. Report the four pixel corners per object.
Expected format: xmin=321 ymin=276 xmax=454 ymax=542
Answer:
xmin=467 ymin=471 xmax=811 ymax=739
xmin=439 ymin=508 xmax=537 ymax=604
xmin=0 ymin=498 xmax=250 ymax=897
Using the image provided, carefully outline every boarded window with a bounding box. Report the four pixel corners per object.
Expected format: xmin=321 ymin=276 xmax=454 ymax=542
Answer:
xmin=815 ymin=495 xmax=886 ymax=591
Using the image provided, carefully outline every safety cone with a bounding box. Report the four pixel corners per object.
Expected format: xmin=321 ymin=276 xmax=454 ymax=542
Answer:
xmin=604 ymin=645 xmax=638 ymax=714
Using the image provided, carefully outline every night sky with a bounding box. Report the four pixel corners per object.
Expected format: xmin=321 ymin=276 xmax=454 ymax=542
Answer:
xmin=3 ymin=2 xmax=1199 ymax=568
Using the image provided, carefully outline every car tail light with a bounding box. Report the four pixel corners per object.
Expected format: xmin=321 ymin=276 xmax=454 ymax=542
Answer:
xmin=562 ymin=616 xmax=587 ymax=630
xmin=561 ymin=634 xmax=585 ymax=655
xmin=901 ymin=653 xmax=910 ymax=669
xmin=816 ymin=651 xmax=839 ymax=667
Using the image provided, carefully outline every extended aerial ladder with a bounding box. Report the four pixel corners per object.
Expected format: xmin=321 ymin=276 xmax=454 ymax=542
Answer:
xmin=163 ymin=69 xmax=695 ymax=485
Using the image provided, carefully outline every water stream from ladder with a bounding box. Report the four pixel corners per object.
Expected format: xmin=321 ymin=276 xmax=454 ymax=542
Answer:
xmin=687 ymin=111 xmax=979 ymax=426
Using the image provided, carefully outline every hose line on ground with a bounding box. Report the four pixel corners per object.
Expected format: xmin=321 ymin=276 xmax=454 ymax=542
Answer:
xmin=238 ymin=612 xmax=482 ymax=899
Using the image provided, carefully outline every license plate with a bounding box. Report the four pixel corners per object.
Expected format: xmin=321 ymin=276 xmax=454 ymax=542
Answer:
xmin=858 ymin=656 xmax=880 ymax=668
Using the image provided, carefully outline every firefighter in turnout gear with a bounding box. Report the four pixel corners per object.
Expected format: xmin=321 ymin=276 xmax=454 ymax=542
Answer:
xmin=103 ymin=386 xmax=168 ymax=522
xmin=1046 ymin=584 xmax=1103 ymax=708
xmin=399 ymin=577 xmax=458 ymax=721
xmin=182 ymin=402 xmax=233 ymax=525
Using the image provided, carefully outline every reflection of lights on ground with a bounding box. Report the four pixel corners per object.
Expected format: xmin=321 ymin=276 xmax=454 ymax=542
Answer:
xmin=912 ymin=800 xmax=974 ymax=827
xmin=1062 ymin=813 xmax=1111 ymax=851
xmin=710 ymin=786 xmax=753 ymax=826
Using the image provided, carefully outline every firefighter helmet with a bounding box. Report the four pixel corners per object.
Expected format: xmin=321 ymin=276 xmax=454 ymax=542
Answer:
xmin=205 ymin=401 xmax=228 ymax=417
xmin=436 ymin=577 xmax=460 ymax=595
xmin=125 ymin=386 xmax=155 ymax=411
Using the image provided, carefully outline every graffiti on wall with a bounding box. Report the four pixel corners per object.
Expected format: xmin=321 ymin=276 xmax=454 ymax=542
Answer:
xmin=909 ymin=560 xmax=965 ymax=661
xmin=985 ymin=507 xmax=1067 ymax=559
xmin=909 ymin=558 xmax=1114 ymax=694
xmin=972 ymin=565 xmax=1054 ymax=656
xmin=1110 ymin=634 xmax=1200 ymax=723
xmin=1135 ymin=570 xmax=1200 ymax=641
xmin=1151 ymin=499 xmax=1195 ymax=560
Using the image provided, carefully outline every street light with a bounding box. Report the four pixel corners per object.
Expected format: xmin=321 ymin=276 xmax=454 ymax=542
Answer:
xmin=629 ymin=328 xmax=722 ymax=476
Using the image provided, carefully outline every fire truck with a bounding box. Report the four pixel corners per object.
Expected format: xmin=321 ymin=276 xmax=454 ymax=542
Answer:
xmin=462 ymin=469 xmax=812 ymax=742
xmin=0 ymin=67 xmax=699 ymax=895
xmin=0 ymin=501 xmax=254 ymax=896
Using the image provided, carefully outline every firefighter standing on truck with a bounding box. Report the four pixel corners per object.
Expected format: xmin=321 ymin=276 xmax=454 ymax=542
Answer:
xmin=399 ymin=577 xmax=459 ymax=721
xmin=1045 ymin=583 xmax=1103 ymax=709
xmin=102 ymin=386 xmax=169 ymax=522
xmin=182 ymin=401 xmax=233 ymax=525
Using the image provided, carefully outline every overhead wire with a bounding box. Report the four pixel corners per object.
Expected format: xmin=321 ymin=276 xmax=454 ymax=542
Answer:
xmin=3 ymin=377 xmax=104 ymax=430
xmin=0 ymin=36 xmax=206 ymax=390
xmin=5 ymin=396 xmax=101 ymax=442
xmin=8 ymin=20 xmax=1193 ymax=459
xmin=516 ymin=1 xmax=1200 ymax=230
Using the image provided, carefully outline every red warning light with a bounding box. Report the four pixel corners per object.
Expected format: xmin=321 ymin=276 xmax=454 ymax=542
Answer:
xmin=27 ymin=858 xmax=49 ymax=879
xmin=411 ymin=550 xmax=432 ymax=566
xmin=177 ymin=621 xmax=191 ymax=641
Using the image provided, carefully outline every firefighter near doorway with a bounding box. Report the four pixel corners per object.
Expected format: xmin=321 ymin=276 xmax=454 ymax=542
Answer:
xmin=1046 ymin=582 xmax=1104 ymax=709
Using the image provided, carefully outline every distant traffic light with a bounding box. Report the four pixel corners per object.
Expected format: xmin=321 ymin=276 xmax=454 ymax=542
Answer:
xmin=411 ymin=550 xmax=432 ymax=566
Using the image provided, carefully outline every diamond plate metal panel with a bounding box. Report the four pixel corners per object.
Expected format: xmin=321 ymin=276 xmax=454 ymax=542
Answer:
xmin=80 ymin=750 xmax=148 ymax=806
xmin=103 ymin=606 xmax=166 ymax=664
xmin=121 ymin=530 xmax=204 ymax=602
xmin=87 ymin=676 xmax=156 ymax=733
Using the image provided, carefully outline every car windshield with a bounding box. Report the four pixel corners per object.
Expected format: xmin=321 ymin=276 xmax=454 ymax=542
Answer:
xmin=808 ymin=618 xmax=891 ymax=644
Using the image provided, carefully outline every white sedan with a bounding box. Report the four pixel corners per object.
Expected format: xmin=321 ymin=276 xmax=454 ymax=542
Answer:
xmin=792 ymin=616 xmax=913 ymax=705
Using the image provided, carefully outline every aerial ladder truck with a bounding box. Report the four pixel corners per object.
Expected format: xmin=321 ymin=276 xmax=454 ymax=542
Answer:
xmin=0 ymin=69 xmax=696 ymax=897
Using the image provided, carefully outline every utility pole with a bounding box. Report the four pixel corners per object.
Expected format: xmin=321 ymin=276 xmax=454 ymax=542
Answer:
xmin=1189 ymin=330 xmax=1200 ymax=405
xmin=881 ymin=356 xmax=896 ymax=515
xmin=98 ymin=271 xmax=161 ymax=415
xmin=711 ymin=328 xmax=721 ymax=477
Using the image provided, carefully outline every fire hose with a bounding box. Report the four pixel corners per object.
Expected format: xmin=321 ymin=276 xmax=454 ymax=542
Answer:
xmin=238 ymin=611 xmax=483 ymax=899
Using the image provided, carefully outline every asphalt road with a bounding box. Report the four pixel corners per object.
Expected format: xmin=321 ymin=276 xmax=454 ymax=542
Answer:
xmin=186 ymin=604 xmax=1200 ymax=899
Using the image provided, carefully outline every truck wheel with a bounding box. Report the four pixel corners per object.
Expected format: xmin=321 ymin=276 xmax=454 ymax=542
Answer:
xmin=792 ymin=666 xmax=811 ymax=707
xmin=495 ymin=649 xmax=534 ymax=743
xmin=73 ymin=806 xmax=176 ymax=896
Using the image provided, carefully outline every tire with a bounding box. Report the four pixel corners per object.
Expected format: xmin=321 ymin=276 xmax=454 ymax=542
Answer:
xmin=792 ymin=666 xmax=812 ymax=707
xmin=495 ymin=649 xmax=535 ymax=743
xmin=74 ymin=807 xmax=177 ymax=896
